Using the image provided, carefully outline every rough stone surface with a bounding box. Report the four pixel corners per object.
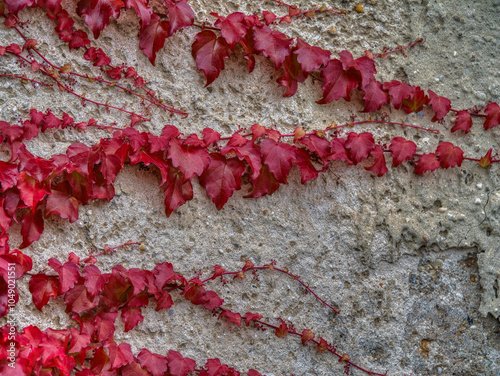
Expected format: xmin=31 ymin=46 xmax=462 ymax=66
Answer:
xmin=0 ymin=0 xmax=499 ymax=375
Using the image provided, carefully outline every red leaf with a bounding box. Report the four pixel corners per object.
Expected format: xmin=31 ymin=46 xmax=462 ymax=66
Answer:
xmin=202 ymin=290 xmax=224 ymax=310
xmin=362 ymin=80 xmax=389 ymax=112
xmin=262 ymin=11 xmax=276 ymax=25
xmin=165 ymin=0 xmax=194 ymax=35
xmin=428 ymin=90 xmax=451 ymax=121
xmin=124 ymin=0 xmax=152 ymax=26
xmin=83 ymin=264 xmax=105 ymax=297
xmin=389 ymin=137 xmax=416 ymax=167
xmin=317 ymin=337 xmax=328 ymax=352
xmin=402 ymin=86 xmax=429 ymax=113
xmin=200 ymin=358 xmax=229 ymax=376
xmin=29 ymin=274 xmax=61 ymax=311
xmin=48 ymin=258 xmax=80 ymax=294
xmin=68 ymin=328 xmax=91 ymax=354
xmin=167 ymin=350 xmax=196 ymax=376
xmin=253 ymin=25 xmax=292 ymax=69
xmin=317 ymin=58 xmax=360 ymax=104
xmin=212 ymin=12 xmax=248 ymax=47
xmin=45 ymin=184 xmax=79 ymax=223
xmin=221 ymin=134 xmax=262 ymax=180
xmin=365 ymin=146 xmax=388 ymax=177
xmin=121 ymin=307 xmax=144 ymax=332
xmin=199 ymin=153 xmax=246 ymax=210
xmin=261 ymin=139 xmax=297 ymax=184
xmin=202 ymin=128 xmax=221 ymax=146
xmin=76 ymin=0 xmax=123 ymax=39
xmin=435 ymin=142 xmax=463 ymax=168
xmin=244 ymin=164 xmax=280 ymax=198
xmin=276 ymin=53 xmax=307 ymax=97
xmin=484 ymin=102 xmax=500 ymax=130
xmin=219 ymin=309 xmax=242 ymax=326
xmin=4 ymin=0 xmax=35 ymax=14
xmin=344 ymin=132 xmax=374 ymax=164
xmin=301 ymin=329 xmax=314 ymax=345
xmin=275 ymin=318 xmax=288 ymax=338
xmin=0 ymin=161 xmax=18 ymax=192
xmin=244 ymin=312 xmax=263 ymax=327
xmin=164 ymin=166 xmax=193 ymax=217
xmin=106 ymin=341 xmax=134 ymax=370
xmin=64 ymin=283 xmax=98 ymax=313
xmin=168 ymin=137 xmax=210 ymax=179
xmin=451 ymin=110 xmax=473 ymax=133
xmin=293 ymin=148 xmax=319 ymax=183
xmin=20 ymin=208 xmax=44 ymax=248
xmin=122 ymin=360 xmax=152 ymax=376
xmin=106 ymin=66 xmax=122 ymax=80
xmin=155 ymin=290 xmax=174 ymax=311
xmin=248 ymin=370 xmax=262 ymax=376
xmin=192 ymin=30 xmax=231 ymax=86
xmin=414 ymin=153 xmax=440 ymax=174
xmin=138 ymin=348 xmax=167 ymax=376
xmin=293 ymin=38 xmax=330 ymax=74
xmin=382 ymin=80 xmax=411 ymax=110
xmin=68 ymin=30 xmax=91 ymax=50
xmin=139 ymin=12 xmax=170 ymax=65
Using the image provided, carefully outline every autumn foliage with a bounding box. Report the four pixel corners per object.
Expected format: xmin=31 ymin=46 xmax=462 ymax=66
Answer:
xmin=0 ymin=0 xmax=499 ymax=375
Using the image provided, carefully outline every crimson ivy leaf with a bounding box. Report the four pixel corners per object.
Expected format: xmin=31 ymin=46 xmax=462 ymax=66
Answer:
xmin=262 ymin=11 xmax=276 ymax=25
xmin=389 ymin=137 xmax=416 ymax=167
xmin=428 ymin=90 xmax=451 ymax=122
xmin=221 ymin=134 xmax=262 ymax=180
xmin=45 ymin=183 xmax=79 ymax=223
xmin=138 ymin=12 xmax=170 ymax=65
xmin=121 ymin=360 xmax=152 ymax=376
xmin=4 ymin=0 xmax=35 ymax=14
xmin=29 ymin=274 xmax=61 ymax=311
xmin=293 ymin=38 xmax=330 ymax=74
xmin=167 ymin=350 xmax=196 ymax=376
xmin=95 ymin=311 xmax=118 ymax=342
xmin=219 ymin=309 xmax=242 ymax=326
xmin=365 ymin=146 xmax=388 ymax=177
xmin=0 ymin=161 xmax=18 ymax=192
xmin=65 ymin=283 xmax=99 ymax=314
xmin=138 ymin=348 xmax=167 ymax=376
xmin=167 ymin=137 xmax=210 ymax=179
xmin=20 ymin=208 xmax=44 ymax=248
xmin=362 ymin=80 xmax=389 ymax=112
xmin=261 ymin=139 xmax=297 ymax=184
xmin=294 ymin=148 xmax=320 ymax=183
xmin=435 ymin=142 xmax=463 ymax=168
xmin=163 ymin=165 xmax=193 ymax=217
xmin=165 ymin=0 xmax=194 ymax=35
xmin=200 ymin=358 xmax=229 ymax=376
xmin=301 ymin=329 xmax=315 ymax=345
xmin=451 ymin=110 xmax=473 ymax=133
xmin=67 ymin=328 xmax=91 ymax=354
xmin=382 ymin=80 xmax=411 ymax=110
xmin=253 ymin=25 xmax=292 ymax=69
xmin=402 ymin=86 xmax=429 ymax=113
xmin=155 ymin=290 xmax=174 ymax=311
xmin=83 ymin=264 xmax=105 ymax=297
xmin=48 ymin=258 xmax=80 ymax=294
xmin=317 ymin=58 xmax=361 ymax=104
xmin=121 ymin=307 xmax=144 ymax=332
xmin=317 ymin=337 xmax=328 ymax=352
xmin=202 ymin=128 xmax=221 ymax=147
xmin=248 ymin=370 xmax=262 ymax=376
xmin=344 ymin=132 xmax=374 ymax=164
xmin=484 ymin=102 xmax=500 ymax=130
xmin=192 ymin=30 xmax=231 ymax=86
xmin=244 ymin=164 xmax=280 ymax=198
xmin=414 ymin=153 xmax=440 ymax=174
xmin=199 ymin=153 xmax=246 ymax=210
xmin=106 ymin=341 xmax=134 ymax=370
xmin=202 ymin=290 xmax=224 ymax=310
xmin=276 ymin=53 xmax=307 ymax=97
xmin=91 ymin=346 xmax=111 ymax=374
xmin=76 ymin=0 xmax=124 ymax=39
xmin=244 ymin=312 xmax=263 ymax=327
xmin=211 ymin=11 xmax=248 ymax=47
xmin=124 ymin=0 xmax=152 ymax=26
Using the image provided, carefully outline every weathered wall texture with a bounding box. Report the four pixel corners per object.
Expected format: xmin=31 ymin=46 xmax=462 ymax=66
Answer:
xmin=1 ymin=0 xmax=499 ymax=375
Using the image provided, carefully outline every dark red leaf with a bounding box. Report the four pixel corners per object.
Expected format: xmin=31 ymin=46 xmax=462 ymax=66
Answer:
xmin=29 ymin=274 xmax=61 ymax=311
xmin=106 ymin=66 xmax=122 ymax=80
xmin=244 ymin=164 xmax=280 ymax=198
xmin=414 ymin=153 xmax=440 ymax=174
xmin=221 ymin=134 xmax=262 ymax=180
xmin=382 ymin=80 xmax=411 ymax=110
xmin=64 ymin=283 xmax=98 ymax=314
xmin=202 ymin=290 xmax=224 ymax=310
xmin=362 ymin=80 xmax=389 ymax=112
xmin=261 ymin=139 xmax=297 ymax=184
xmin=428 ymin=90 xmax=451 ymax=121
xmin=484 ymin=102 xmax=500 ymax=130
xmin=212 ymin=12 xmax=247 ymax=47
xmin=167 ymin=137 xmax=210 ymax=179
xmin=121 ymin=307 xmax=144 ymax=332
xmin=20 ymin=208 xmax=44 ymax=248
xmin=365 ymin=146 xmax=388 ymax=177
xmin=124 ymin=0 xmax=152 ymax=26
xmin=402 ymin=86 xmax=429 ymax=113
xmin=294 ymin=148 xmax=320 ymax=183
xmin=435 ymin=142 xmax=463 ymax=168
xmin=139 ymin=12 xmax=170 ymax=65
xmin=167 ymin=350 xmax=196 ymax=376
xmin=276 ymin=53 xmax=307 ymax=97
xmin=68 ymin=30 xmax=91 ymax=50
xmin=451 ymin=110 xmax=473 ymax=133
xmin=48 ymin=258 xmax=80 ymax=294
xmin=389 ymin=137 xmax=416 ymax=167
xmin=199 ymin=153 xmax=246 ymax=210
xmin=45 ymin=184 xmax=79 ymax=223
xmin=155 ymin=290 xmax=174 ymax=311
xmin=4 ymin=0 xmax=35 ymax=14
xmin=0 ymin=161 xmax=18 ymax=192
xmin=293 ymin=38 xmax=330 ymax=74
xmin=163 ymin=165 xmax=193 ymax=217
xmin=138 ymin=348 xmax=167 ymax=376
xmin=253 ymin=25 xmax=292 ymax=69
xmin=192 ymin=30 xmax=231 ymax=86
xmin=165 ymin=0 xmax=194 ymax=35
xmin=344 ymin=132 xmax=374 ymax=164
xmin=244 ymin=312 xmax=263 ymax=327
xmin=317 ymin=58 xmax=361 ymax=104
xmin=68 ymin=328 xmax=91 ymax=354
xmin=219 ymin=309 xmax=242 ymax=326
xmin=76 ymin=0 xmax=124 ymax=39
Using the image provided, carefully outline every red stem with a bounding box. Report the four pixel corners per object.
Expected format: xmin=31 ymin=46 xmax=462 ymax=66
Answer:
xmin=0 ymin=73 xmax=52 ymax=87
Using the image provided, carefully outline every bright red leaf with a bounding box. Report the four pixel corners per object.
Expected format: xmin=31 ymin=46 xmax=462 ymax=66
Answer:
xmin=138 ymin=348 xmax=167 ymax=376
xmin=244 ymin=164 xmax=280 ymax=198
xmin=435 ymin=142 xmax=463 ymax=168
xmin=344 ymin=132 xmax=374 ymax=164
xmin=121 ymin=307 xmax=144 ymax=332
xmin=293 ymin=38 xmax=330 ymax=74
xmin=212 ymin=12 xmax=248 ymax=47
xmin=48 ymin=258 xmax=80 ymax=294
xmin=253 ymin=25 xmax=292 ymax=69
xmin=428 ymin=90 xmax=451 ymax=121
xmin=29 ymin=274 xmax=61 ymax=311
xmin=165 ymin=0 xmax=194 ymax=35
xmin=389 ymin=137 xmax=417 ymax=167
xmin=451 ymin=110 xmax=473 ymax=133
xmin=365 ymin=146 xmax=388 ymax=177
xmin=167 ymin=350 xmax=196 ymax=376
xmin=20 ymin=208 xmax=44 ymax=248
xmin=76 ymin=0 xmax=124 ymax=39
xmin=106 ymin=341 xmax=134 ymax=370
xmin=414 ymin=153 xmax=440 ymax=174
xmin=200 ymin=358 xmax=229 ymax=376
xmin=219 ymin=309 xmax=242 ymax=326
xmin=139 ymin=12 xmax=170 ymax=65
xmin=45 ymin=184 xmax=79 ymax=223
xmin=64 ymin=283 xmax=98 ymax=314
xmin=484 ymin=102 xmax=500 ymax=130
xmin=244 ymin=312 xmax=263 ymax=327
